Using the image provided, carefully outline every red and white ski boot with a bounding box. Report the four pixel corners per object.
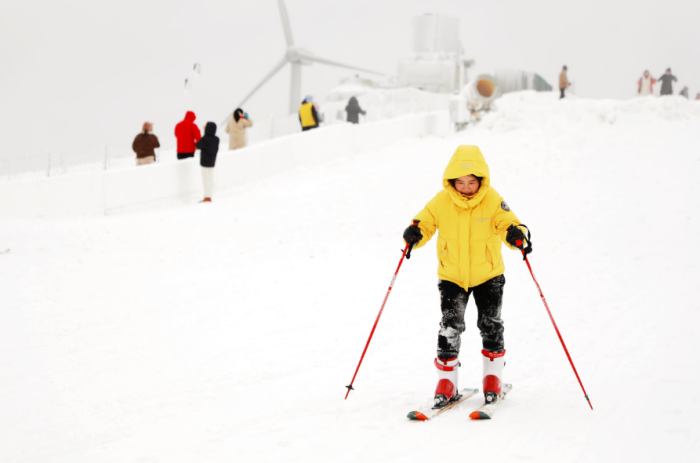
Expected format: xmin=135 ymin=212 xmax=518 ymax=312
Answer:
xmin=470 ymin=350 xmax=511 ymax=420
xmin=434 ymin=357 xmax=460 ymax=408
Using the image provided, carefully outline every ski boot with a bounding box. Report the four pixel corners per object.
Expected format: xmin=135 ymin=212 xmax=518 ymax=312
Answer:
xmin=434 ymin=357 xmax=460 ymax=408
xmin=482 ymin=350 xmax=505 ymax=404
xmin=470 ymin=350 xmax=507 ymax=419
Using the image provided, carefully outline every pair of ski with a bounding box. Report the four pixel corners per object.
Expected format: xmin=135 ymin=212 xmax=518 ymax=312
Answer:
xmin=407 ymin=384 xmax=512 ymax=421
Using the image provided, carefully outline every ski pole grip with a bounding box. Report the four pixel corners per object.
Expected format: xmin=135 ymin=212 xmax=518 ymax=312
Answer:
xmin=405 ymin=220 xmax=421 ymax=259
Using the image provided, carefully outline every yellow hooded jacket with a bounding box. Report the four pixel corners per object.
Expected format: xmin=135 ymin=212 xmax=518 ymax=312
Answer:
xmin=412 ymin=145 xmax=525 ymax=289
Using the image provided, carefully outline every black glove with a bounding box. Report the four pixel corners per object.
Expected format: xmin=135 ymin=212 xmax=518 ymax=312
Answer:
xmin=507 ymin=224 xmax=533 ymax=259
xmin=403 ymin=224 xmax=423 ymax=244
xmin=403 ymin=221 xmax=422 ymax=259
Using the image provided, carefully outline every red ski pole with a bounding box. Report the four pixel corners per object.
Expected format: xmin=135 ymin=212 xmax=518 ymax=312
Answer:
xmin=521 ymin=249 xmax=593 ymax=410
xmin=345 ymin=221 xmax=419 ymax=399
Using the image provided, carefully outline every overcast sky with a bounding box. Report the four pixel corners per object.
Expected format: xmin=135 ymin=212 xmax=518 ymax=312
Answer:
xmin=1 ymin=0 xmax=698 ymax=160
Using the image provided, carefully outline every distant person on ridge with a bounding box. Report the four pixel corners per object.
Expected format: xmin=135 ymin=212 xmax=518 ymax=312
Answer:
xmin=225 ymin=108 xmax=253 ymax=150
xmin=195 ymin=122 xmax=219 ymax=203
xmin=657 ymin=68 xmax=678 ymax=96
xmin=696 ymin=93 xmax=700 ymax=100
xmin=679 ymin=87 xmax=689 ymax=99
xmin=559 ymin=65 xmax=570 ymax=99
xmin=345 ymin=96 xmax=366 ymax=124
xmin=132 ymin=122 xmax=160 ymax=166
xmin=299 ymin=95 xmax=320 ymax=131
xmin=175 ymin=111 xmax=202 ymax=160
xmin=637 ymin=70 xmax=656 ymax=96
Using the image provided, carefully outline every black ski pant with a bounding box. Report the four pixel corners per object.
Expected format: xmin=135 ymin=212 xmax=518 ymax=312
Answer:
xmin=559 ymin=88 xmax=566 ymax=99
xmin=177 ymin=152 xmax=194 ymax=160
xmin=437 ymin=275 xmax=505 ymax=360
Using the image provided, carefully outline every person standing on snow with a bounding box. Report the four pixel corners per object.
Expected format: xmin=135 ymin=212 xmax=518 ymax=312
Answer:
xmin=402 ymin=145 xmax=532 ymax=414
xmin=195 ymin=122 xmax=219 ymax=202
xmin=175 ymin=111 xmax=202 ymax=160
xmin=299 ymin=95 xmax=320 ymax=131
xmin=132 ymin=122 xmax=160 ymax=165
xmin=559 ymin=65 xmax=570 ymax=99
xmin=637 ymin=70 xmax=657 ymax=96
xmin=345 ymin=96 xmax=366 ymax=124
xmin=225 ymin=108 xmax=253 ymax=150
xmin=658 ymin=68 xmax=678 ymax=96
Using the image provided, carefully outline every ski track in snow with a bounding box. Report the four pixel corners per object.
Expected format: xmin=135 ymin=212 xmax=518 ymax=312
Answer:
xmin=1 ymin=93 xmax=699 ymax=462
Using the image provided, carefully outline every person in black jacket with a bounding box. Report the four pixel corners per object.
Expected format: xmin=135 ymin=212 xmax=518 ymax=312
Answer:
xmin=658 ymin=68 xmax=678 ymax=96
xmin=345 ymin=96 xmax=366 ymax=124
xmin=195 ymin=122 xmax=219 ymax=202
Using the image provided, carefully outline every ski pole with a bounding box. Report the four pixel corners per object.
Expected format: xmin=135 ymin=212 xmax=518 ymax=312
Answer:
xmin=345 ymin=220 xmax=419 ymax=399
xmin=520 ymin=249 xmax=593 ymax=410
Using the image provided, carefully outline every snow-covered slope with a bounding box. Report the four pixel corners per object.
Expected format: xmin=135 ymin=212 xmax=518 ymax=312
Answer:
xmin=1 ymin=92 xmax=699 ymax=462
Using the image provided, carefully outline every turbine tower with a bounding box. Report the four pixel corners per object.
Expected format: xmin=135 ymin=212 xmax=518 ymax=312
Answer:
xmin=228 ymin=0 xmax=383 ymax=120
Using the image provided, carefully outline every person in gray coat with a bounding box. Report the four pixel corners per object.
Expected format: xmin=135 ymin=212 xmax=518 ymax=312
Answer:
xmin=345 ymin=96 xmax=366 ymax=124
xmin=658 ymin=68 xmax=678 ymax=96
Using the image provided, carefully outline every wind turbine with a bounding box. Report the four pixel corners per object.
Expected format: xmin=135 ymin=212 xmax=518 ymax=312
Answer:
xmin=226 ymin=0 xmax=383 ymax=122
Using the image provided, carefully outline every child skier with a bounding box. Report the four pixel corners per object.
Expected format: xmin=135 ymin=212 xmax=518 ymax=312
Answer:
xmin=403 ymin=145 xmax=531 ymax=416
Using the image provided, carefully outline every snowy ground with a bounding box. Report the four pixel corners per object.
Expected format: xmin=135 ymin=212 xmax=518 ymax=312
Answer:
xmin=2 ymin=92 xmax=699 ymax=462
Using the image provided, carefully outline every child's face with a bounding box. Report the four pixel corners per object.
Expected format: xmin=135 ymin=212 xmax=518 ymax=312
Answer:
xmin=454 ymin=175 xmax=480 ymax=196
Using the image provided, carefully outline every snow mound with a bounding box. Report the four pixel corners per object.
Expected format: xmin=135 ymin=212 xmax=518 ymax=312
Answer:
xmin=477 ymin=91 xmax=700 ymax=132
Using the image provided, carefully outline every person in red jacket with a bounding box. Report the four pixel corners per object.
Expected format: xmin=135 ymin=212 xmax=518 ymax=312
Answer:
xmin=174 ymin=111 xmax=202 ymax=160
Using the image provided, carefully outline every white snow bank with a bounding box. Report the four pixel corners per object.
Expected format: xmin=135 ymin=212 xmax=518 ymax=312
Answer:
xmin=480 ymin=90 xmax=700 ymax=132
xmin=0 ymin=111 xmax=448 ymax=217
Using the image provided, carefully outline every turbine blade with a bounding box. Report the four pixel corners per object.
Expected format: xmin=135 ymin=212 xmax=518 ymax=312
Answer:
xmin=278 ymin=0 xmax=294 ymax=46
xmin=222 ymin=57 xmax=288 ymax=125
xmin=299 ymin=53 xmax=384 ymax=76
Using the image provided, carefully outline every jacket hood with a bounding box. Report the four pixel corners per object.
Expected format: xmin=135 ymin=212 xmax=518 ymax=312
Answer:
xmin=442 ymin=145 xmax=491 ymax=208
xmin=185 ymin=111 xmax=196 ymax=122
xmin=348 ymin=96 xmax=359 ymax=106
xmin=204 ymin=121 xmax=217 ymax=136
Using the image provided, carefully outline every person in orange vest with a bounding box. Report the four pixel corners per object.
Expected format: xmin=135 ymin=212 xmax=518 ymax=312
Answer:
xmin=299 ymin=96 xmax=320 ymax=131
xmin=559 ymin=65 xmax=570 ymax=99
